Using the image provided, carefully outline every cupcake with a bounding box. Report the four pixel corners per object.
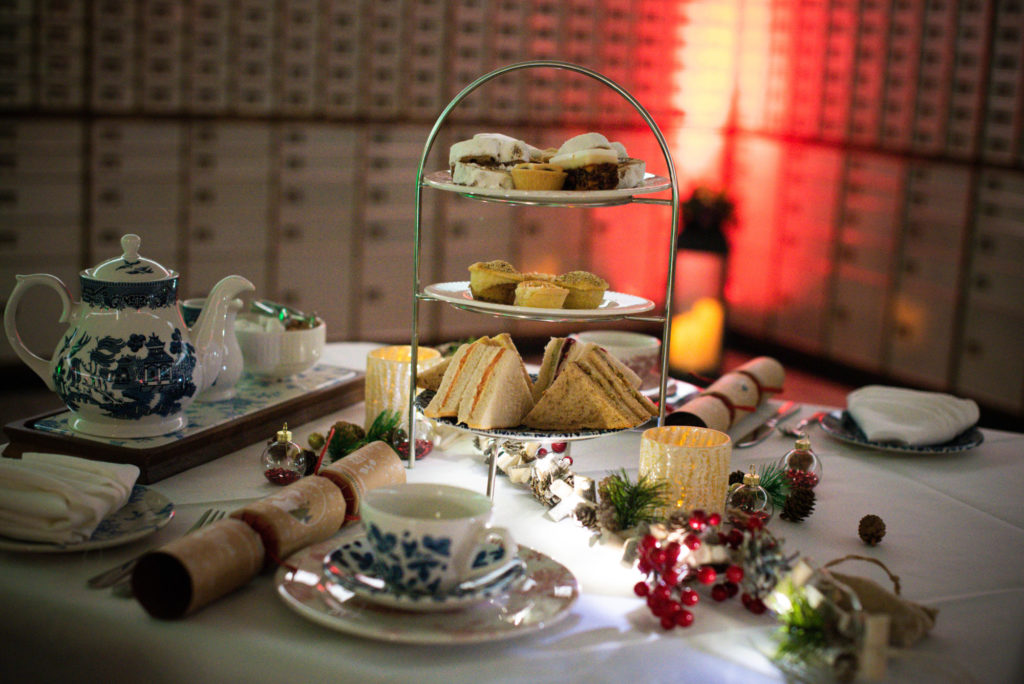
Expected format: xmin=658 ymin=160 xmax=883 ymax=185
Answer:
xmin=468 ymin=260 xmax=524 ymax=304
xmin=514 ymin=280 xmax=569 ymax=309
xmin=510 ymin=163 xmax=567 ymax=191
xmin=554 ymin=270 xmax=609 ymax=309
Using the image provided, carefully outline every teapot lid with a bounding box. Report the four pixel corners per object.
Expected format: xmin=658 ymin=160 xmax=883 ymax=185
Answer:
xmin=86 ymin=234 xmax=176 ymax=282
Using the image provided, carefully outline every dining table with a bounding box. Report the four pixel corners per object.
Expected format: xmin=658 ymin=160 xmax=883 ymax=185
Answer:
xmin=2 ymin=342 xmax=1022 ymax=684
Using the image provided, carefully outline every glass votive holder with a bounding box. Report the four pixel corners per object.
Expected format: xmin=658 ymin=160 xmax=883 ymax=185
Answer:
xmin=638 ymin=426 xmax=732 ymax=516
xmin=364 ymin=345 xmax=441 ymax=431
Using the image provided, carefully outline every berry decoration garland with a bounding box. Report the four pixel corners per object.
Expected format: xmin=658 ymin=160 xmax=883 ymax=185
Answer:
xmin=633 ymin=510 xmax=794 ymax=628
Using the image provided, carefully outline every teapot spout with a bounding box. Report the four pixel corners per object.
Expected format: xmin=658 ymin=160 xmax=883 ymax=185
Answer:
xmin=192 ymin=275 xmax=255 ymax=391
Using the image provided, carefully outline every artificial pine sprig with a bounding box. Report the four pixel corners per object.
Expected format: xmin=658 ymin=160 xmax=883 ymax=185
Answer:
xmin=756 ymin=461 xmax=792 ymax=509
xmin=599 ymin=468 xmax=668 ymax=531
xmin=775 ymin=590 xmax=828 ymax=659
xmin=325 ymin=409 xmax=402 ymax=462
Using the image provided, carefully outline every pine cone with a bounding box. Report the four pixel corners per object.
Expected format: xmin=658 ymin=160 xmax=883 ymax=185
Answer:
xmin=858 ymin=514 xmax=886 ymax=545
xmin=573 ymin=502 xmax=599 ymax=530
xmin=596 ymin=499 xmax=619 ymax=532
xmin=666 ymin=509 xmax=691 ymax=530
xmin=529 ymin=469 xmax=554 ymax=505
xmin=729 ymin=469 xmax=746 ymax=486
xmin=780 ymin=487 xmax=816 ymax=522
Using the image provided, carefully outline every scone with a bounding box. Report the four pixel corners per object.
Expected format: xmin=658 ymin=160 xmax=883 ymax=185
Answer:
xmin=468 ymin=260 xmax=523 ymax=304
xmin=510 ymin=163 xmax=567 ymax=191
xmin=514 ymin=280 xmax=569 ymax=308
xmin=554 ymin=270 xmax=609 ymax=309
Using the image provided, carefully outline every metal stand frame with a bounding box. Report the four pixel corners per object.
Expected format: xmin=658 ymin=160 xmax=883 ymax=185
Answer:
xmin=406 ymin=60 xmax=680 ymax=498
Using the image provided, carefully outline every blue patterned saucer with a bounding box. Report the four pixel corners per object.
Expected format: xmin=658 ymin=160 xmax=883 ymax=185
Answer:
xmin=0 ymin=485 xmax=173 ymax=553
xmin=323 ymin=535 xmax=526 ymax=613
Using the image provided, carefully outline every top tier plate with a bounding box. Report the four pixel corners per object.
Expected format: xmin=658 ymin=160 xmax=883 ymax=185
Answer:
xmin=422 ymin=170 xmax=671 ymax=207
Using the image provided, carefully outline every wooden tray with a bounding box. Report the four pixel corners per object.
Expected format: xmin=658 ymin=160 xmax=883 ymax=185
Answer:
xmin=1 ymin=365 xmax=364 ymax=484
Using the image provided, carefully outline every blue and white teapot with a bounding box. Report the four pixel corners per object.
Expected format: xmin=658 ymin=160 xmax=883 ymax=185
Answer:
xmin=3 ymin=234 xmax=254 ymax=438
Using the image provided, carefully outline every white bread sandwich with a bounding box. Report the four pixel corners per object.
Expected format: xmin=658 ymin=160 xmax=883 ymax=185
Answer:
xmin=523 ymin=362 xmax=637 ymax=430
xmin=456 ymin=346 xmax=535 ymax=430
xmin=532 ymin=337 xmax=642 ymax=402
xmin=423 ymin=337 xmax=494 ymax=418
xmin=449 ymin=133 xmax=542 ymax=189
xmin=416 ymin=355 xmax=451 ymax=391
xmin=422 ymin=334 xmax=534 ymax=419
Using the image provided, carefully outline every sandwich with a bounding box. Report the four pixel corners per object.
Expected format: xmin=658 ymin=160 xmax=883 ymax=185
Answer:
xmin=449 ymin=133 xmax=542 ymax=189
xmin=422 ymin=334 xmax=534 ymax=426
xmin=457 ymin=346 xmax=534 ymax=430
xmin=532 ymin=337 xmax=642 ymax=402
xmin=522 ymin=362 xmax=638 ymax=431
xmin=423 ymin=337 xmax=493 ymax=418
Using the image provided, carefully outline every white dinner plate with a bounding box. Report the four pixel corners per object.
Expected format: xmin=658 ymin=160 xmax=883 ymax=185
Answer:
xmin=0 ymin=485 xmax=174 ymax=553
xmin=277 ymin=534 xmax=579 ymax=644
xmin=820 ymin=410 xmax=984 ymax=454
xmin=423 ymin=170 xmax=670 ymax=206
xmin=423 ymin=281 xmax=656 ymax=320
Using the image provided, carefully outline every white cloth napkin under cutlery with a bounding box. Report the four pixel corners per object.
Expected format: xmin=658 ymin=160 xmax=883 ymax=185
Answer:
xmin=847 ymin=385 xmax=980 ymax=446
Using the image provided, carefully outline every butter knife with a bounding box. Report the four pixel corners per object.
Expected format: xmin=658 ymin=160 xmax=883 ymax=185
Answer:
xmin=735 ymin=401 xmax=799 ymax=448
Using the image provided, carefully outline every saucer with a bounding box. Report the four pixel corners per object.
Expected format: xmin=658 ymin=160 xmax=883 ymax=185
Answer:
xmin=323 ymin=535 xmax=526 ymax=613
xmin=277 ymin=533 xmax=579 ymax=644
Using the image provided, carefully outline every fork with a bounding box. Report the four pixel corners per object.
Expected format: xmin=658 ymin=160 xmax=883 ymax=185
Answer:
xmin=87 ymin=508 xmax=227 ymax=590
xmin=778 ymin=411 xmax=828 ymax=439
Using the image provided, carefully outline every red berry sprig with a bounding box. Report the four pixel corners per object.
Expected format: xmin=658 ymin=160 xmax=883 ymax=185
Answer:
xmin=633 ymin=510 xmax=777 ymax=628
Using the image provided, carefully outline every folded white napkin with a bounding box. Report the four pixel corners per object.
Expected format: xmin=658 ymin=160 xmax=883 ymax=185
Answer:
xmin=847 ymin=385 xmax=980 ymax=446
xmin=0 ymin=453 xmax=140 ymax=544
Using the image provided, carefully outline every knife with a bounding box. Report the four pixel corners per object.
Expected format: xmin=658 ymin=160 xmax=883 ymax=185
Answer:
xmin=735 ymin=401 xmax=800 ymax=448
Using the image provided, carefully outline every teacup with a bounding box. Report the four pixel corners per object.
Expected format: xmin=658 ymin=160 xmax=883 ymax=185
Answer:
xmin=360 ymin=483 xmax=518 ymax=596
xmin=570 ymin=330 xmax=662 ymax=389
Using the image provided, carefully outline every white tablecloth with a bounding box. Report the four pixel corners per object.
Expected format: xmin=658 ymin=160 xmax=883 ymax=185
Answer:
xmin=2 ymin=343 xmax=1022 ymax=684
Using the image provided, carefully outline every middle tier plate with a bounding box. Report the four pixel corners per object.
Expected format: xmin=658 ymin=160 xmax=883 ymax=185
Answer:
xmin=415 ymin=390 xmax=633 ymax=441
xmin=422 ymin=281 xmax=656 ymax=320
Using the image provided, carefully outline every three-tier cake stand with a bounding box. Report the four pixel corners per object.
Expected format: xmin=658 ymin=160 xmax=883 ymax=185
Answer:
xmin=406 ymin=61 xmax=680 ymax=498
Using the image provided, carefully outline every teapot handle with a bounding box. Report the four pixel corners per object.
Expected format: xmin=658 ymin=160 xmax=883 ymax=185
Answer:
xmin=3 ymin=273 xmax=73 ymax=391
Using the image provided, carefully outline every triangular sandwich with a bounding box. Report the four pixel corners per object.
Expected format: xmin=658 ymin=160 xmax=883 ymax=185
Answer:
xmin=523 ymin=362 xmax=636 ymax=430
xmin=457 ymin=346 xmax=535 ymax=430
xmin=532 ymin=337 xmax=642 ymax=402
xmin=423 ymin=337 xmax=492 ymax=418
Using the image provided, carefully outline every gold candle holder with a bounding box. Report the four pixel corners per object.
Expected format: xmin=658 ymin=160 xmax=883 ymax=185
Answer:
xmin=638 ymin=426 xmax=732 ymax=515
xmin=364 ymin=345 xmax=441 ymax=430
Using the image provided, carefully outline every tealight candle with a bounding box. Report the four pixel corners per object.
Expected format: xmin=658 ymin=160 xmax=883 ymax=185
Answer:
xmin=638 ymin=426 xmax=732 ymax=516
xmin=363 ymin=345 xmax=441 ymax=431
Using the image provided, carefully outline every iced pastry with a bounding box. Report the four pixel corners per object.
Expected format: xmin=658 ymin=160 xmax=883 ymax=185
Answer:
xmin=609 ymin=140 xmax=646 ymax=189
xmin=449 ymin=133 xmax=541 ymax=189
xmin=549 ymin=132 xmax=619 ymax=190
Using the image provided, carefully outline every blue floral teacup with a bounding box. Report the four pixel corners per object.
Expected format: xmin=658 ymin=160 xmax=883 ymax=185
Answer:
xmin=360 ymin=483 xmax=518 ymax=596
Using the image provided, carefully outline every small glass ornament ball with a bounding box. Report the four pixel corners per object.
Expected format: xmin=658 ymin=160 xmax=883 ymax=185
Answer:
xmin=779 ymin=436 xmax=822 ymax=489
xmin=262 ymin=423 xmax=306 ymax=486
xmin=727 ymin=465 xmax=774 ymax=524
